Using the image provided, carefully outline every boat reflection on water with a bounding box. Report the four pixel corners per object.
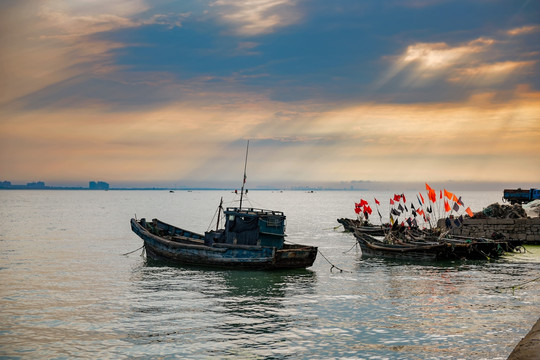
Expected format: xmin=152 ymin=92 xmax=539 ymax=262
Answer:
xmin=125 ymin=260 xmax=317 ymax=357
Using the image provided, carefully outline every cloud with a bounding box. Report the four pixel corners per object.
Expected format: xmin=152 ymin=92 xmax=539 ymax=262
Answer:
xmin=376 ymin=38 xmax=494 ymax=88
xmin=211 ymin=0 xmax=301 ymax=36
xmin=377 ymin=31 xmax=537 ymax=90
xmin=507 ymin=25 xmax=540 ymax=36
xmin=1 ymin=85 xmax=539 ymax=184
xmin=38 ymin=2 xmax=188 ymax=39
xmin=0 ymin=0 xmax=189 ymax=107
xmin=448 ymin=61 xmax=535 ymax=85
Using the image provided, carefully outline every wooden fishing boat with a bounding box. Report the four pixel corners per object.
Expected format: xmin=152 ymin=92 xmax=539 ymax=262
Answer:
xmin=130 ymin=141 xmax=317 ymax=269
xmin=354 ymin=230 xmax=524 ymax=261
xmin=337 ymin=218 xmax=388 ymax=236
xmin=354 ymin=230 xmax=452 ymax=261
xmin=131 ymin=207 xmax=317 ymax=269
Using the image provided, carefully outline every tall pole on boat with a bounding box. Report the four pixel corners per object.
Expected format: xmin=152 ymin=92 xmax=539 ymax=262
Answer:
xmin=239 ymin=140 xmax=249 ymax=209
xmin=216 ymin=197 xmax=223 ymax=231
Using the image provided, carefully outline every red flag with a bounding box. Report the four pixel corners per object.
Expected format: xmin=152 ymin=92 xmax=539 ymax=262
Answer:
xmin=402 ymin=194 xmax=406 ymax=203
xmin=465 ymin=207 xmax=474 ymax=217
xmin=428 ymin=189 xmax=437 ymax=203
xmin=419 ymin=193 xmax=425 ymax=204
xmin=440 ymin=190 xmax=442 ymax=199
xmin=390 ymin=199 xmax=395 ymax=205
xmin=444 ymin=200 xmax=451 ymax=212
xmin=425 ymin=183 xmax=433 ymax=192
xmin=417 ymin=209 xmax=424 ymax=216
xmin=444 ymin=189 xmax=453 ymax=200
xmin=355 ymin=207 xmax=361 ymax=214
xmin=374 ymin=198 xmax=380 ymax=205
xmin=365 ymin=205 xmax=373 ymax=215
xmin=393 ymin=194 xmax=401 ymax=202
xmin=452 ymin=194 xmax=459 ymax=203
xmin=359 ymin=199 xmax=368 ymax=207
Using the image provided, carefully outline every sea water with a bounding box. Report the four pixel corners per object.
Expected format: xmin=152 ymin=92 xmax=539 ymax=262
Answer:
xmin=0 ymin=190 xmax=538 ymax=359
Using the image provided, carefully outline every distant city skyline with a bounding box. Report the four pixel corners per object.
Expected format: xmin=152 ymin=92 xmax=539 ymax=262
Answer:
xmin=0 ymin=180 xmax=109 ymax=190
xmin=0 ymin=178 xmax=536 ymax=192
xmin=1 ymin=1 xmax=539 ymax=185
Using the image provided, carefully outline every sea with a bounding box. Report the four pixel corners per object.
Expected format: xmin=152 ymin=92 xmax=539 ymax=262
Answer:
xmin=0 ymin=190 xmax=538 ymax=359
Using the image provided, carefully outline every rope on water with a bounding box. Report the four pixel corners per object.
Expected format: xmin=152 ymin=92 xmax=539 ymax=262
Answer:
xmin=317 ymin=249 xmax=351 ymax=273
xmin=323 ymin=224 xmax=343 ymax=231
xmin=342 ymin=241 xmax=358 ymax=254
xmin=496 ymin=275 xmax=540 ymax=295
xmin=284 ymin=239 xmax=351 ymax=273
xmin=122 ymin=245 xmax=144 ymax=256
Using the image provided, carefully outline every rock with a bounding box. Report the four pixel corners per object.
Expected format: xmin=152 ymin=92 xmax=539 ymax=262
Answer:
xmin=507 ymin=317 xmax=540 ymax=360
xmin=477 ymin=203 xmax=527 ymax=219
xmin=523 ymin=200 xmax=540 ymax=218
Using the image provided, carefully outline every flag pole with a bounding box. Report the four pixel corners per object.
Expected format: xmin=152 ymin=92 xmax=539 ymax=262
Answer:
xmin=239 ymin=140 xmax=249 ymax=209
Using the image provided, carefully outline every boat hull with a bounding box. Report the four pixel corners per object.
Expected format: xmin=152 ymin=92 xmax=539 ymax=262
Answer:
xmin=354 ymin=230 xmax=523 ymax=261
xmin=131 ymin=218 xmax=317 ymax=269
xmin=337 ymin=218 xmax=387 ymax=236
xmin=355 ymin=235 xmax=449 ymax=261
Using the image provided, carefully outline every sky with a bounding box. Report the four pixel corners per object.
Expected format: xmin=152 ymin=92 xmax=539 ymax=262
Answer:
xmin=1 ymin=0 xmax=539 ymax=189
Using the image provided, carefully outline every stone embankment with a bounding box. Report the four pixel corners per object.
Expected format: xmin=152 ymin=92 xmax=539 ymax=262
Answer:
xmin=507 ymin=317 xmax=540 ymax=360
xmin=438 ymin=202 xmax=540 ymax=244
xmin=438 ymin=217 xmax=540 ymax=244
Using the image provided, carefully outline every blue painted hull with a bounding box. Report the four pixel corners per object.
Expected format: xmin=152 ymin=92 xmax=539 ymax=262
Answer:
xmin=131 ymin=218 xmax=317 ymax=269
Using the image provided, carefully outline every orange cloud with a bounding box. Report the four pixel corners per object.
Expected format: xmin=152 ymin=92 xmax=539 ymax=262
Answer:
xmin=3 ymin=87 xmax=539 ymax=184
xmin=449 ymin=61 xmax=536 ymax=85
xmin=0 ymin=1 xmax=187 ymax=107
xmin=376 ymin=31 xmax=536 ymax=89
xmin=507 ymin=25 xmax=540 ymax=36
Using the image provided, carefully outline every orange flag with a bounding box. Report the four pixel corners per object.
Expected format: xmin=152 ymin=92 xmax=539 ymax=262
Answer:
xmin=444 ymin=189 xmax=453 ymax=200
xmin=444 ymin=200 xmax=451 ymax=212
xmin=452 ymin=194 xmax=459 ymax=203
xmin=465 ymin=207 xmax=474 ymax=217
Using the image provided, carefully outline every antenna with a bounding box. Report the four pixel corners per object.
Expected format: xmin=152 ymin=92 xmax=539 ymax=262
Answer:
xmin=239 ymin=140 xmax=249 ymax=209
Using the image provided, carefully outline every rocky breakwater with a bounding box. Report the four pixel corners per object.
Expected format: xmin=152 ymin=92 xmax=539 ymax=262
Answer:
xmin=438 ymin=203 xmax=540 ymax=244
xmin=507 ymin=317 xmax=540 ymax=360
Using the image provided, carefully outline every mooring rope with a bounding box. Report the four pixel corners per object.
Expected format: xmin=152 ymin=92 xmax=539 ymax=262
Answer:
xmin=322 ymin=224 xmax=343 ymax=231
xmin=496 ymin=275 xmax=540 ymax=294
xmin=122 ymin=245 xmax=144 ymax=256
xmin=284 ymin=239 xmax=351 ymax=273
xmin=316 ymin=249 xmax=351 ymax=273
xmin=342 ymin=241 xmax=358 ymax=254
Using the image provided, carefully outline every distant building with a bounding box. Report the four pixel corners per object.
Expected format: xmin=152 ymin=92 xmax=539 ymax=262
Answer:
xmin=89 ymin=181 xmax=109 ymax=190
xmin=0 ymin=181 xmax=12 ymax=188
xmin=26 ymin=181 xmax=45 ymax=189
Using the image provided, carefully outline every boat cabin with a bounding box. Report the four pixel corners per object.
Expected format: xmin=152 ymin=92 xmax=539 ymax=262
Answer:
xmin=205 ymin=207 xmax=286 ymax=248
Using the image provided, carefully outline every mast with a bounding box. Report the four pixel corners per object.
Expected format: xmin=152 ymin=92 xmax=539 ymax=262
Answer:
xmin=216 ymin=197 xmax=223 ymax=231
xmin=239 ymin=140 xmax=249 ymax=209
